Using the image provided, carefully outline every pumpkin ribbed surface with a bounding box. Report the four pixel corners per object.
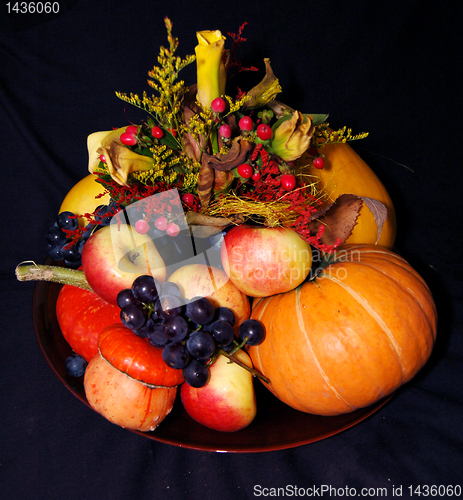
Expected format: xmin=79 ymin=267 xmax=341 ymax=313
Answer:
xmin=248 ymin=245 xmax=437 ymax=416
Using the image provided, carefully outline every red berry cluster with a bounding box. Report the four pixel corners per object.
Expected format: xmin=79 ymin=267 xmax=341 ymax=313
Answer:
xmin=230 ymin=145 xmax=341 ymax=250
xmin=119 ymin=123 xmax=168 ymax=150
xmin=120 ymin=125 xmax=139 ymax=146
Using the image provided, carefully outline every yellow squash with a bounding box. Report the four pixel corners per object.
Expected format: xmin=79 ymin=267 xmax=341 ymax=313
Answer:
xmin=302 ymin=141 xmax=396 ymax=248
xmin=59 ymin=174 xmax=110 ymax=226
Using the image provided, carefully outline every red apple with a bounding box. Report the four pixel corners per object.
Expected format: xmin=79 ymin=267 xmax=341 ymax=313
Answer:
xmin=84 ymin=353 xmax=177 ymax=432
xmin=180 ymin=350 xmax=257 ymax=432
xmin=221 ymin=225 xmax=312 ymax=297
xmin=56 ymin=284 xmax=122 ymax=362
xmin=167 ymin=264 xmax=250 ymax=332
xmin=81 ymin=223 xmax=166 ymax=306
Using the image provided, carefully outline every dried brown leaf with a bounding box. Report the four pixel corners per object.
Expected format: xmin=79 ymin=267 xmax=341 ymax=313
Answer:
xmin=308 ymin=194 xmax=363 ymax=246
xmin=202 ymin=139 xmax=252 ymax=171
xmin=197 ymin=164 xmax=215 ymax=207
xmin=361 ymin=196 xmax=388 ymax=244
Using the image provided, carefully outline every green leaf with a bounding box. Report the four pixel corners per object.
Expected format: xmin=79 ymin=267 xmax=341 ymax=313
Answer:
xmin=309 ymin=114 xmax=329 ymax=126
xmin=160 ymin=132 xmax=179 ymax=150
xmin=134 ymin=146 xmax=155 ymax=158
xmin=271 ymin=114 xmax=292 ymax=132
xmin=173 ymin=164 xmax=188 ymax=174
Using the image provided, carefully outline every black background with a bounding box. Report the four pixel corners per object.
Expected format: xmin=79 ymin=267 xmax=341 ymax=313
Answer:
xmin=1 ymin=1 xmax=462 ymax=498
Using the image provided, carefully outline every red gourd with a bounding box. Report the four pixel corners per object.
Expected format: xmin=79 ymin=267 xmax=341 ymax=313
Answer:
xmin=98 ymin=323 xmax=184 ymax=387
xmin=248 ymin=245 xmax=437 ymax=415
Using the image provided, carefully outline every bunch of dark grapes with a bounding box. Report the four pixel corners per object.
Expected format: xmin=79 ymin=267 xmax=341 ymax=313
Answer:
xmin=45 ymin=201 xmax=119 ymax=268
xmin=117 ymin=275 xmax=266 ymax=388
xmin=46 ymin=211 xmax=82 ymax=268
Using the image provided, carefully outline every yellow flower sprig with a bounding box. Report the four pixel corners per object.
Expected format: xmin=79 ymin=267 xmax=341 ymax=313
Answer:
xmin=116 ymin=18 xmax=194 ymax=138
xmin=224 ymin=94 xmax=252 ymax=114
xmin=182 ymin=166 xmax=201 ymax=192
xmin=186 ymin=105 xmax=213 ymax=144
xmin=316 ymin=124 xmax=369 ymax=146
xmin=146 ymin=19 xmax=195 ymax=127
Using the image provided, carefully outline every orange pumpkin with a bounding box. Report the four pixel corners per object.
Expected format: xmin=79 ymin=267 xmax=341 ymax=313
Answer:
xmin=248 ymin=245 xmax=437 ymax=416
xmin=300 ymin=140 xmax=396 ymax=248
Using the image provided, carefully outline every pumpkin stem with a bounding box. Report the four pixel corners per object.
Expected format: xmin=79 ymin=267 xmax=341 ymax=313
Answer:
xmin=218 ymin=348 xmax=271 ymax=385
xmin=15 ymin=262 xmax=92 ymax=292
xmin=307 ymin=249 xmax=338 ymax=282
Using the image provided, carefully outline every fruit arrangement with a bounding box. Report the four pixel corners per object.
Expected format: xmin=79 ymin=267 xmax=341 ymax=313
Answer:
xmin=16 ymin=19 xmax=436 ymax=436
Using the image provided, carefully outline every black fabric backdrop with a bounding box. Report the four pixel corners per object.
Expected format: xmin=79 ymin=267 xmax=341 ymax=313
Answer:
xmin=1 ymin=1 xmax=462 ymax=499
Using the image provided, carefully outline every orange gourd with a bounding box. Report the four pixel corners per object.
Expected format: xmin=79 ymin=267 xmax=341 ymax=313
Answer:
xmin=84 ymin=353 xmax=177 ymax=432
xmin=248 ymin=245 xmax=437 ymax=416
xmin=300 ymin=140 xmax=396 ymax=248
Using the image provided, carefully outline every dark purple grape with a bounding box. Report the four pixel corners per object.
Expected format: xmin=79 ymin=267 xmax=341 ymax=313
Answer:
xmin=155 ymin=294 xmax=184 ymax=319
xmin=238 ymin=319 xmax=266 ymax=346
xmin=120 ymin=304 xmax=146 ymax=330
xmin=117 ymin=288 xmax=138 ymax=309
xmin=64 ymin=258 xmax=82 ymax=270
xmin=209 ymin=320 xmax=235 ymax=347
xmin=76 ymin=239 xmax=85 ymax=254
xmin=214 ymin=307 xmax=236 ymax=326
xmin=132 ymin=275 xmax=160 ymax=303
xmin=93 ymin=205 xmax=106 ymax=220
xmin=108 ymin=199 xmax=120 ymax=212
xmin=163 ymin=315 xmax=189 ymax=342
xmin=46 ymin=226 xmax=67 ymax=245
xmin=81 ymin=223 xmax=98 ymax=241
xmin=147 ymin=320 xmax=169 ymax=347
xmin=162 ymin=343 xmax=190 ymax=369
xmin=65 ymin=354 xmax=87 ymax=377
xmin=61 ymin=243 xmax=81 ymax=262
xmin=57 ymin=211 xmax=78 ymax=231
xmin=221 ymin=342 xmax=236 ymax=353
xmin=183 ymin=359 xmax=210 ymax=388
xmin=186 ymin=330 xmax=216 ymax=360
xmin=185 ymin=297 xmax=215 ymax=325
xmin=94 ymin=204 xmax=112 ymax=226
xmin=47 ymin=243 xmax=63 ymax=261
xmin=132 ymin=317 xmax=155 ymax=338
xmin=160 ymin=281 xmax=182 ymax=298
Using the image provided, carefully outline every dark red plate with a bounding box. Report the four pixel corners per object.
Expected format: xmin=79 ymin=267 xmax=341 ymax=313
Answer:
xmin=32 ymin=272 xmax=392 ymax=453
